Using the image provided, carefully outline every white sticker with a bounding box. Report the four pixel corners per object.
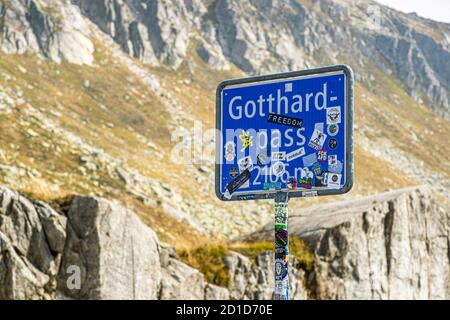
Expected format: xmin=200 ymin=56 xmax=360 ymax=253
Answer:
xmin=300 ymin=167 xmax=314 ymax=179
xmin=318 ymin=150 xmax=327 ymax=162
xmin=314 ymin=122 xmax=324 ymax=133
xmin=329 ymin=160 xmax=343 ymax=174
xmin=225 ymin=153 xmax=235 ymax=162
xmin=328 ymin=154 xmax=338 ymax=166
xmin=271 ymin=152 xmax=286 ymax=162
xmin=225 ymin=141 xmax=235 ymax=153
xmin=308 ymin=129 xmax=327 ymax=151
xmin=256 ymin=152 xmax=270 ymax=166
xmin=271 ymin=162 xmax=286 ymax=177
xmin=224 ymin=190 xmax=232 ymax=199
xmin=326 ymin=106 xmax=341 ymax=124
xmin=327 ymin=173 xmax=342 ymax=188
xmin=275 ymin=278 xmax=289 ymax=295
xmin=239 ymin=179 xmax=250 ymax=189
xmin=224 ymin=141 xmax=236 ymax=162
xmin=303 ymin=153 xmax=317 ymax=167
xmin=285 ymin=83 xmax=293 ymax=93
xmin=286 ymin=147 xmax=305 ymax=162
xmin=302 ymin=190 xmax=318 ymax=197
xmin=238 ymin=156 xmax=253 ymax=172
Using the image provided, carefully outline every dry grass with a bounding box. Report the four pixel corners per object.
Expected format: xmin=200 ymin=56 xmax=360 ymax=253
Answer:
xmin=178 ymin=244 xmax=231 ymax=287
xmin=0 ymin=50 xmax=205 ymax=248
xmin=178 ymin=237 xmax=315 ymax=287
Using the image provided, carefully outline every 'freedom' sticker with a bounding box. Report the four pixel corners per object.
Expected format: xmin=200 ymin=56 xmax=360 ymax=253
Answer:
xmin=268 ymin=113 xmax=303 ymax=128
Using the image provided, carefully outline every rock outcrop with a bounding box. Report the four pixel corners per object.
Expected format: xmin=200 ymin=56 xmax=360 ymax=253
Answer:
xmin=57 ymin=196 xmax=161 ymax=299
xmin=0 ymin=186 xmax=309 ymax=300
xmin=224 ymin=251 xmax=307 ymax=300
xmin=249 ymin=186 xmax=450 ymax=300
xmin=1 ymin=185 xmax=448 ymax=300
xmin=0 ymin=0 xmax=94 ymax=65
xmin=72 ymin=0 xmax=450 ymax=118
xmin=0 ymin=188 xmax=63 ymax=299
xmin=71 ymin=0 xmax=200 ymax=68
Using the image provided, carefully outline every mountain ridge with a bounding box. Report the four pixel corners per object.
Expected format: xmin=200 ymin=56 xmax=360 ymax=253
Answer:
xmin=0 ymin=0 xmax=449 ymax=246
xmin=2 ymin=0 xmax=450 ymax=117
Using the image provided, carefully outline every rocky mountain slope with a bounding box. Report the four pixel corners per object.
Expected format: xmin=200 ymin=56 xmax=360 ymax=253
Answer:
xmin=1 ymin=185 xmax=447 ymax=300
xmin=0 ymin=0 xmax=449 ymax=249
xmin=2 ymin=0 xmax=450 ymax=117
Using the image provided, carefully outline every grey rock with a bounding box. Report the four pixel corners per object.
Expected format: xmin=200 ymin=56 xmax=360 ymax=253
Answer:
xmin=71 ymin=0 xmax=157 ymax=65
xmin=159 ymin=257 xmax=206 ymax=300
xmin=159 ymin=247 xmax=308 ymax=300
xmin=250 ymin=186 xmax=450 ymax=300
xmin=157 ymin=244 xmax=232 ymax=301
xmin=0 ymin=0 xmax=94 ymax=65
xmin=72 ymin=0 xmax=203 ymax=68
xmin=35 ymin=201 xmax=67 ymax=254
xmin=0 ymin=187 xmax=63 ymax=299
xmin=215 ymin=0 xmax=311 ymax=73
xmin=0 ymin=232 xmax=51 ymax=300
xmin=224 ymin=250 xmax=307 ymax=300
xmin=1 ymin=185 xmax=448 ymax=300
xmin=1 ymin=0 xmax=449 ymax=116
xmin=0 ymin=186 xmax=217 ymax=300
xmin=196 ymin=19 xmax=229 ymax=70
xmin=0 ymin=188 xmax=56 ymax=276
xmin=373 ymin=31 xmax=449 ymax=118
xmin=159 ymin=242 xmax=177 ymax=268
xmin=57 ymin=195 xmax=161 ymax=299
xmin=205 ymin=284 xmax=229 ymax=300
xmin=223 ymin=251 xmax=253 ymax=299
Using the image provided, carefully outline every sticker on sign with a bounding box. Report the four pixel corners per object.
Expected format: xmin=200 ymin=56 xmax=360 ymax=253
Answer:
xmin=215 ymin=65 xmax=354 ymax=201
xmin=286 ymin=147 xmax=305 ymax=162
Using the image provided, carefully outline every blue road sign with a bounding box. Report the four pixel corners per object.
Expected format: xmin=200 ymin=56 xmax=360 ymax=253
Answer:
xmin=215 ymin=65 xmax=354 ymax=201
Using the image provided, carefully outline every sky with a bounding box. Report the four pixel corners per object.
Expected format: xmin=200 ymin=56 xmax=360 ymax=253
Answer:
xmin=374 ymin=0 xmax=450 ymax=23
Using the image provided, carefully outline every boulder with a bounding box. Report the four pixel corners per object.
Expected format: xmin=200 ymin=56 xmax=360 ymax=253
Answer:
xmin=0 ymin=187 xmax=62 ymax=299
xmin=224 ymin=251 xmax=253 ymax=299
xmin=57 ymin=196 xmax=161 ymax=299
xmin=0 ymin=188 xmax=60 ymax=275
xmin=0 ymin=232 xmax=52 ymax=300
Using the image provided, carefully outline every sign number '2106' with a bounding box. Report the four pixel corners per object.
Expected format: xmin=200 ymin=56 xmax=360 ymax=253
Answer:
xmin=215 ymin=65 xmax=354 ymax=201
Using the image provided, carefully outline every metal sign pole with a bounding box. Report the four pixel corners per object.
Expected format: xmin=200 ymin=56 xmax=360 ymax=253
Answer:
xmin=274 ymin=191 xmax=289 ymax=300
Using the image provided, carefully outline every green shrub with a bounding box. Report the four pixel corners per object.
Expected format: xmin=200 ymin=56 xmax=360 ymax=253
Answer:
xmin=232 ymin=237 xmax=315 ymax=271
xmin=178 ymin=245 xmax=230 ymax=287
xmin=289 ymin=237 xmax=315 ymax=272
xmin=178 ymin=237 xmax=315 ymax=289
xmin=230 ymin=241 xmax=273 ymax=260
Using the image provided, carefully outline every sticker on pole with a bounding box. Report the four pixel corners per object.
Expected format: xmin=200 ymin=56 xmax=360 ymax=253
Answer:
xmin=215 ymin=65 xmax=354 ymax=201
